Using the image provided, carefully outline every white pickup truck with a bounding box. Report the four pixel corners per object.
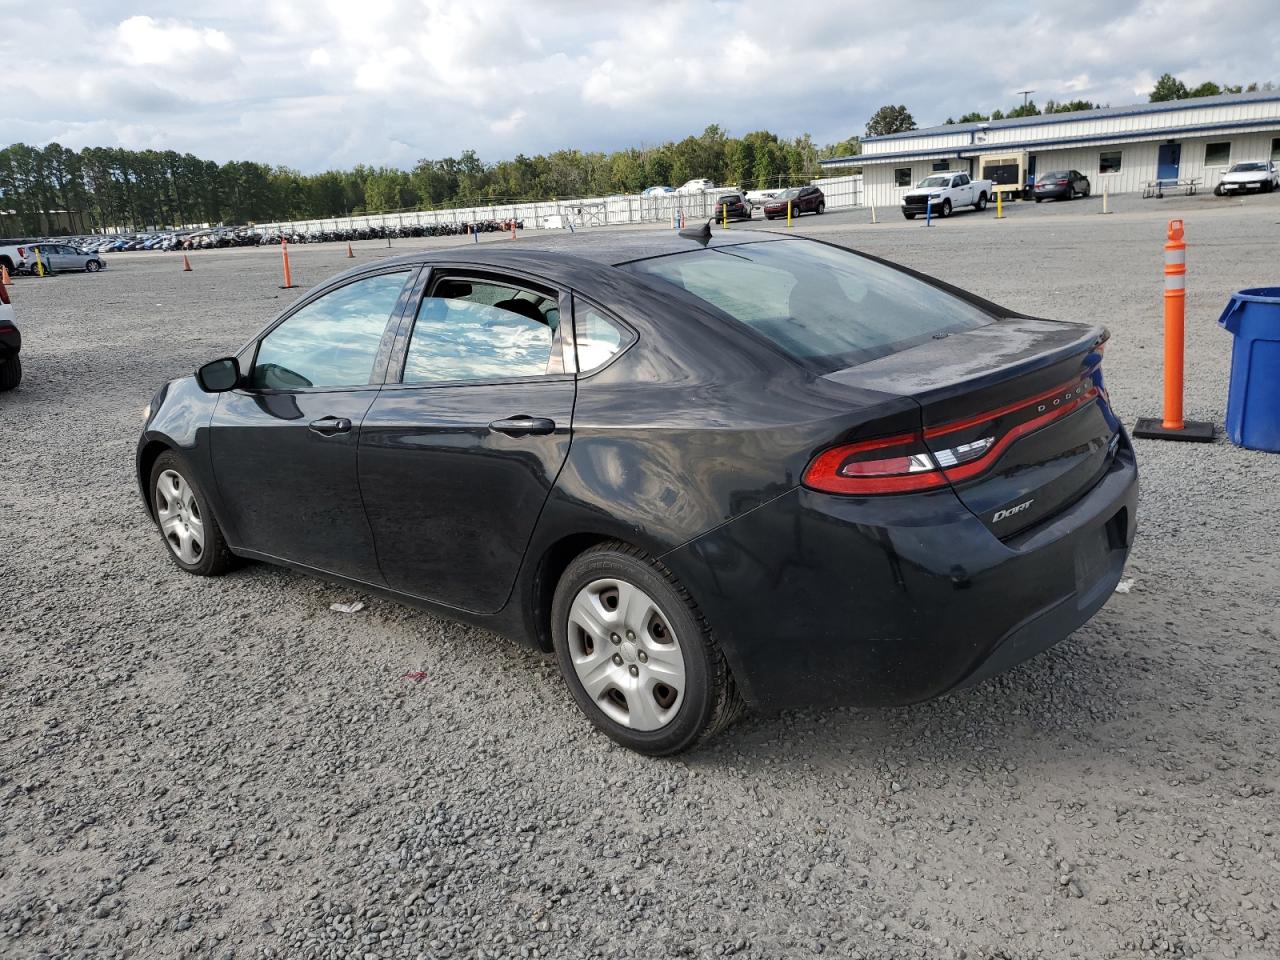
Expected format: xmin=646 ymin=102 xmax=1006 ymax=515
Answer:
xmin=901 ymin=172 xmax=992 ymax=219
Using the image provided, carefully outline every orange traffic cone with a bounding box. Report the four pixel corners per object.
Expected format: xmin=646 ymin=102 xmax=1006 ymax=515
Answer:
xmin=0 ymin=264 xmax=10 ymax=286
xmin=346 ymin=241 xmax=355 ymax=259
xmin=182 ymin=254 xmax=192 ymax=272
xmin=280 ymin=240 xmax=296 ymax=289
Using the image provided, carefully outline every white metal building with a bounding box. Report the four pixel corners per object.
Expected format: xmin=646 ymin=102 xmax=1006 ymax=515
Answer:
xmin=822 ymin=91 xmax=1280 ymax=208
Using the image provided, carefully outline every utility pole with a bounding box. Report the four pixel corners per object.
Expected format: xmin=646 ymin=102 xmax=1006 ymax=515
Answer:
xmin=1017 ymin=89 xmax=1035 ymax=108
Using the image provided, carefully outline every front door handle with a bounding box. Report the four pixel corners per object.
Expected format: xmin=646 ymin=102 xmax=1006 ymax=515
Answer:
xmin=489 ymin=415 xmax=555 ymax=437
xmin=308 ymin=416 xmax=352 ymax=436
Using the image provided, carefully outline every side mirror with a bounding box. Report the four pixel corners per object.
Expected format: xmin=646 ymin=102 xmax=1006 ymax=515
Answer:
xmin=196 ymin=357 xmax=241 ymax=392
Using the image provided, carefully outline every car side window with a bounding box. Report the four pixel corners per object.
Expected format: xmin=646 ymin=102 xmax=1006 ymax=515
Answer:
xmin=251 ymin=270 xmax=411 ymax=390
xmin=402 ymin=277 xmax=563 ymax=383
xmin=572 ymin=298 xmax=634 ymax=372
xmin=956 ymin=174 xmax=969 ymax=186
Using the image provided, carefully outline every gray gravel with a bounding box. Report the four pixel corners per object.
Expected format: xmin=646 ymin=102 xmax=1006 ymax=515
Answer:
xmin=2 ymin=192 xmax=1279 ymax=960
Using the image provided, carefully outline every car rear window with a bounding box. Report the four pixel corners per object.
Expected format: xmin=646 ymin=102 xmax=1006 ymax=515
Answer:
xmin=626 ymin=239 xmax=993 ymax=372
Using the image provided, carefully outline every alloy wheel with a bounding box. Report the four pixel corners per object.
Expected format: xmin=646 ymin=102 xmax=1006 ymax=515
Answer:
xmin=155 ymin=468 xmax=205 ymax=564
xmin=566 ymin=578 xmax=685 ymax=731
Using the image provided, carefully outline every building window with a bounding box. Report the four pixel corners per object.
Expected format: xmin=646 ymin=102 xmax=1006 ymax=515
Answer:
xmin=1099 ymin=151 xmax=1122 ymax=174
xmin=1272 ymin=137 xmax=1280 ymax=162
xmin=931 ymin=161 xmax=950 ymax=172
xmin=894 ymin=168 xmax=912 ymax=187
xmin=1204 ymin=142 xmax=1231 ymax=166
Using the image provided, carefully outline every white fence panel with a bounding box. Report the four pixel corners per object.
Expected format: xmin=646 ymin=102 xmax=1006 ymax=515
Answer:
xmin=253 ymin=179 xmax=860 ymax=236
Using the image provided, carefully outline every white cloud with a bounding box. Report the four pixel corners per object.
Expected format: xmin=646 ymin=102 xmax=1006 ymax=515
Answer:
xmin=2 ymin=1 xmax=1278 ymax=171
xmin=114 ymin=15 xmax=235 ymax=68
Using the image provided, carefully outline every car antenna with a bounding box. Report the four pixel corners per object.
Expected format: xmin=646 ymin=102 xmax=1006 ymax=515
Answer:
xmin=678 ymin=219 xmax=713 ymax=245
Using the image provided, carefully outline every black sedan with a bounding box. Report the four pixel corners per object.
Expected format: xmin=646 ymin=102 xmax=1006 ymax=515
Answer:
xmin=0 ymin=282 xmax=20 ymax=390
xmin=137 ymin=231 xmax=1137 ymax=754
xmin=1034 ymin=170 xmax=1091 ymax=201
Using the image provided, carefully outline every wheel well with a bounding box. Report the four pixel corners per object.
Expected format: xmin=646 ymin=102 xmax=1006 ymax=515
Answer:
xmin=530 ymin=532 xmax=618 ymax=652
xmin=137 ymin=439 xmax=173 ymax=512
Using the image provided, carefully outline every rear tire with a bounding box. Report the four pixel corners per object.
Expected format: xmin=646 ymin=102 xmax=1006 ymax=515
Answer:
xmin=975 ymin=192 xmax=988 ymax=211
xmin=551 ymin=542 xmax=743 ymax=755
xmin=149 ymin=451 xmax=237 ymax=576
xmin=0 ymin=355 xmax=20 ymax=391
xmin=816 ymin=201 xmax=825 ymax=214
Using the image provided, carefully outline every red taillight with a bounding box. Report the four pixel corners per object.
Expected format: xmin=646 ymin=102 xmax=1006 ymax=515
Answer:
xmin=803 ymin=432 xmax=949 ymax=495
xmin=1056 ymin=179 xmax=1069 ymax=185
xmin=804 ymin=369 xmax=1103 ymax=497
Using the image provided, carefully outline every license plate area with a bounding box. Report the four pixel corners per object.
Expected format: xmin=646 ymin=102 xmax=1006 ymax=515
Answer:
xmin=1073 ymin=527 xmax=1110 ymax=595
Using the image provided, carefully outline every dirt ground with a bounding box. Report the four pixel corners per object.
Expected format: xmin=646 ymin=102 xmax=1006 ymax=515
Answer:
xmin=1 ymin=190 xmax=1279 ymax=960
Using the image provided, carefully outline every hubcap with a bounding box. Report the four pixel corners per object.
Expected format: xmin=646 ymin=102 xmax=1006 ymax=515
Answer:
xmin=155 ymin=469 xmax=205 ymax=565
xmin=566 ymin=578 xmax=685 ymax=731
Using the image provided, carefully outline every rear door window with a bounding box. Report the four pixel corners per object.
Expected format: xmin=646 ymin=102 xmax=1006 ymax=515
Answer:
xmin=627 ymin=239 xmax=993 ymax=372
xmin=401 ymin=276 xmax=563 ymax=383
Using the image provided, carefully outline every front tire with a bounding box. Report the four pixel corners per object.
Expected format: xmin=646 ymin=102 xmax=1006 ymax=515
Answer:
xmin=0 ymin=355 xmax=20 ymax=391
xmin=940 ymin=199 xmax=952 ymax=218
xmin=551 ymin=542 xmax=742 ymax=755
xmin=903 ymin=211 xmax=916 ymax=220
xmin=1214 ymin=183 xmax=1225 ymax=196
xmin=149 ymin=451 xmax=236 ymax=576
xmin=86 ymin=260 xmax=101 ymax=272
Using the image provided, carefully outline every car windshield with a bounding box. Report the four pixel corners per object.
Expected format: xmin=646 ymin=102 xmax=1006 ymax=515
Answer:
xmin=718 ymin=195 xmax=740 ymax=203
xmin=777 ymin=188 xmax=801 ymax=199
xmin=1230 ymin=162 xmax=1266 ymax=172
xmin=626 ymin=239 xmax=993 ymax=372
xmin=918 ymin=176 xmax=951 ymax=188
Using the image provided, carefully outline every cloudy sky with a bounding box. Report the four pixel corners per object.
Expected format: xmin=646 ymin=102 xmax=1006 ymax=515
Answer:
xmin=3 ymin=0 xmax=1278 ymax=171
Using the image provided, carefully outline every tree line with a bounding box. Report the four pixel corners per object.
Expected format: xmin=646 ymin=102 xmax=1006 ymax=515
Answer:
xmin=0 ymin=125 xmax=860 ymax=236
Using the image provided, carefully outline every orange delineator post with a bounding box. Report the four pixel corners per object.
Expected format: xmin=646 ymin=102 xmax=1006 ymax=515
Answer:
xmin=0 ymin=264 xmax=10 ymax=286
xmin=1132 ymin=218 xmax=1215 ymax=442
xmin=280 ymin=239 xmax=296 ymax=289
xmin=1162 ymin=220 xmax=1186 ymax=429
xmin=346 ymin=241 xmax=355 ymax=258
xmin=182 ymin=254 xmax=193 ymax=272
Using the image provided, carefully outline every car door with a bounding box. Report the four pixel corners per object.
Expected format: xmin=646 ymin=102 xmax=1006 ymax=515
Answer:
xmin=209 ymin=267 xmax=417 ymax=580
xmin=358 ymin=269 xmax=576 ymax=613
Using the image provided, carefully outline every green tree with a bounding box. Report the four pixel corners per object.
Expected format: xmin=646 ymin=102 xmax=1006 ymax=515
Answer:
xmin=865 ymin=104 xmax=916 ymax=137
xmin=1150 ymin=73 xmax=1190 ymax=101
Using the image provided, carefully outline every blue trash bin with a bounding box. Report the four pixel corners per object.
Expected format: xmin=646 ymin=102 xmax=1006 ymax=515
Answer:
xmin=1219 ymin=287 xmax=1280 ymax=452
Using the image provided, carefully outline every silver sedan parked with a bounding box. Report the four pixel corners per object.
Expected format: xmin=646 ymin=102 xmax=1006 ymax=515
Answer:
xmin=25 ymin=243 xmax=105 ymax=275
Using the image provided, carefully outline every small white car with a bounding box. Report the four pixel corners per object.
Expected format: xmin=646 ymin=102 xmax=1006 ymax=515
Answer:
xmin=1214 ymin=161 xmax=1279 ymax=195
xmin=675 ymin=178 xmax=715 ymax=194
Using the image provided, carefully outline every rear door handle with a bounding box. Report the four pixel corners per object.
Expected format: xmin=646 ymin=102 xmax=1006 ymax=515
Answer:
xmin=308 ymin=416 xmax=352 ymax=436
xmin=489 ymin=415 xmax=555 ymax=437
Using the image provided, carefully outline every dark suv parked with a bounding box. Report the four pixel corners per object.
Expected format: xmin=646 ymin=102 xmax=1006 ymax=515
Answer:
xmin=713 ymin=193 xmax=752 ymax=221
xmin=763 ymin=185 xmax=825 ymax=219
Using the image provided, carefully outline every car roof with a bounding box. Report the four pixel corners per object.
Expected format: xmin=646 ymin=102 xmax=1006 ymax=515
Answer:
xmin=361 ymin=229 xmax=790 ymax=272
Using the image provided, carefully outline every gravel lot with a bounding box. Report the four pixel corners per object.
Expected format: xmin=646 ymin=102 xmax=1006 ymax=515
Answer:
xmin=3 ymin=192 xmax=1279 ymax=960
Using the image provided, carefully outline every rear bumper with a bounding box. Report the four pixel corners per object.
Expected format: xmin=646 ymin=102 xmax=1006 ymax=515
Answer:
xmin=663 ymin=436 xmax=1138 ymax=709
xmin=1035 ymin=186 xmax=1070 ymax=199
